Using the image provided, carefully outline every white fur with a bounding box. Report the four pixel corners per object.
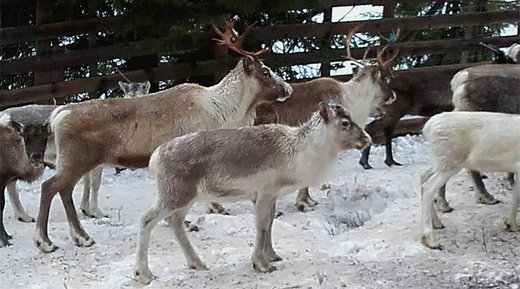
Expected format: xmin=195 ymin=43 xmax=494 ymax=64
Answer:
xmin=420 ymin=111 xmax=520 ymax=249
xmin=0 ymin=113 xmax=11 ymax=126
xmin=506 ymin=43 xmax=520 ymax=63
xmin=340 ymin=76 xmax=383 ymax=126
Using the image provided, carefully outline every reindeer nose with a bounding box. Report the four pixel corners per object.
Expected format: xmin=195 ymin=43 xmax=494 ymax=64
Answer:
xmin=30 ymin=152 xmax=43 ymax=163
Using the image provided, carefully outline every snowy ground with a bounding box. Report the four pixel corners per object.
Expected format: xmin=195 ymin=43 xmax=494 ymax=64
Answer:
xmin=1 ymin=135 xmax=519 ymax=289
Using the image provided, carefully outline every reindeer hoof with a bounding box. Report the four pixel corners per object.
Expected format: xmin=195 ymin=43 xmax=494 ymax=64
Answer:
xmin=421 ymin=235 xmax=443 ymax=250
xmin=183 ymin=220 xmax=199 ymax=232
xmin=295 ymin=198 xmax=318 ymax=212
xmin=434 ymin=198 xmax=454 ymax=213
xmin=266 ymin=253 xmax=283 ymax=262
xmin=16 ymin=213 xmax=35 ymax=223
xmin=134 ymin=268 xmax=157 ymax=285
xmin=359 ymin=161 xmax=373 ymax=170
xmin=33 ymin=236 xmax=59 ymax=253
xmin=253 ymin=262 xmax=277 ymax=273
xmin=476 ymin=194 xmax=500 ymax=205
xmin=505 ymin=219 xmax=520 ymax=232
xmin=385 ymin=159 xmax=402 ymax=167
xmin=432 ymin=218 xmax=445 ymax=230
xmin=188 ymin=262 xmax=208 ymax=270
xmin=81 ymin=207 xmax=108 ymax=219
xmin=71 ymin=232 xmax=95 ymax=248
xmin=0 ymin=235 xmax=12 ymax=247
xmin=207 ymin=203 xmax=230 ymax=215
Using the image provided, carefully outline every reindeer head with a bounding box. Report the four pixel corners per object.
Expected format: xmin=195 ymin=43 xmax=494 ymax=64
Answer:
xmin=319 ymin=100 xmax=372 ymax=151
xmin=213 ymin=20 xmax=292 ymax=104
xmin=343 ymin=25 xmax=398 ymax=119
xmin=0 ymin=115 xmax=48 ymax=168
xmin=118 ymin=81 xmax=151 ymax=98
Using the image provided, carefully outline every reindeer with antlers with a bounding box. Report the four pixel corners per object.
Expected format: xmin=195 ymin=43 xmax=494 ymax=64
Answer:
xmin=32 ymin=20 xmax=292 ymax=253
xmin=202 ymin=25 xmax=397 ymax=213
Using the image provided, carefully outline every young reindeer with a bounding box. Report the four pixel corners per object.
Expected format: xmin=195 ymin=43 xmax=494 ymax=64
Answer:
xmin=420 ymin=111 xmax=520 ymax=249
xmin=0 ymin=115 xmax=49 ymax=247
xmin=33 ymin=20 xmax=292 ymax=253
xmin=433 ymin=64 xmax=520 ymax=213
xmin=133 ymin=100 xmax=372 ymax=284
xmin=3 ymin=80 xmax=151 ymax=223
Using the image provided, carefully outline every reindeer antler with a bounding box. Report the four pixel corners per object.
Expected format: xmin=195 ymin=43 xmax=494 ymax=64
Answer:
xmin=212 ymin=19 xmax=267 ymax=58
xmin=342 ymin=24 xmax=367 ymax=67
xmin=376 ymin=28 xmax=400 ymax=69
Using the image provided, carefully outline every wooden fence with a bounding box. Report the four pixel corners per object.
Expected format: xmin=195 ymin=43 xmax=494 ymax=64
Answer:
xmin=1 ymin=0 xmax=519 ymax=108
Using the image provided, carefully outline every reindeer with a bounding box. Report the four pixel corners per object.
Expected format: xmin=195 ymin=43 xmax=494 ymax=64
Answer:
xmin=0 ymin=114 xmax=49 ymax=247
xmin=359 ymin=41 xmax=520 ymax=170
xmin=33 ymin=20 xmax=292 ymax=253
xmin=133 ymin=100 xmax=372 ymax=284
xmin=420 ymin=111 xmax=519 ymax=249
xmin=208 ymin=26 xmax=397 ymax=213
xmin=433 ymin=64 xmax=520 ymax=213
xmin=3 ymin=80 xmax=151 ymax=224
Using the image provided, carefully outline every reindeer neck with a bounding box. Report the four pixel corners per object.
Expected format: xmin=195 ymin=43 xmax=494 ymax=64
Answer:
xmin=208 ymin=60 xmax=257 ymax=128
xmin=294 ymin=113 xmax=339 ymax=158
xmin=342 ymin=77 xmax=378 ymax=126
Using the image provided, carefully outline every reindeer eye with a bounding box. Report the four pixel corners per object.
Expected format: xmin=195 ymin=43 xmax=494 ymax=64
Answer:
xmin=262 ymin=68 xmax=270 ymax=77
xmin=341 ymin=120 xmax=350 ymax=129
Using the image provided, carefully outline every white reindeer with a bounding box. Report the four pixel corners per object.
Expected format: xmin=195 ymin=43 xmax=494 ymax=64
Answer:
xmin=420 ymin=111 xmax=520 ymax=249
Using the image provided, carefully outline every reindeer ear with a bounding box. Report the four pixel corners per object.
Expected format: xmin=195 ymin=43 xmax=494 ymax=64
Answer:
xmin=319 ymin=100 xmax=336 ymax=123
xmin=9 ymin=120 xmax=24 ymax=135
xmin=242 ymin=55 xmax=256 ymax=75
xmin=118 ymin=81 xmax=129 ymax=93
xmin=142 ymin=81 xmax=151 ymax=93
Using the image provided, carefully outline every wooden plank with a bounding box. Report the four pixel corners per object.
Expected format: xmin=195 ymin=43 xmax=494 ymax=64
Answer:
xmin=255 ymin=10 xmax=520 ymax=40
xmin=1 ymin=31 xmax=515 ymax=77
xmin=0 ymin=60 xmax=483 ymax=108
xmin=269 ymin=35 xmax=518 ymax=65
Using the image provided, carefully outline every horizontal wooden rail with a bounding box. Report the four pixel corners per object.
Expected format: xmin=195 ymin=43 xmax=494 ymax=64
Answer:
xmin=1 ymin=31 xmax=516 ymax=76
xmin=255 ymin=9 xmax=520 ymax=40
xmin=2 ymin=9 xmax=518 ymax=47
xmin=0 ymin=60 xmax=483 ymax=108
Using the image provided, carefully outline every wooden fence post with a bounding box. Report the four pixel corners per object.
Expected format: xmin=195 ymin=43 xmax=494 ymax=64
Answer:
xmin=34 ymin=0 xmax=63 ymax=104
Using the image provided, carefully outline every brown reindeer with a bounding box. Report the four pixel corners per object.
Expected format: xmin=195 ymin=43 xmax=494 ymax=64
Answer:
xmin=33 ymin=20 xmax=292 ymax=253
xmin=0 ymin=114 xmax=49 ymax=247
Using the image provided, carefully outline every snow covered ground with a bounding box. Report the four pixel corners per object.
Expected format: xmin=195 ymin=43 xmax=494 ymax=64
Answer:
xmin=1 ymin=135 xmax=519 ymax=289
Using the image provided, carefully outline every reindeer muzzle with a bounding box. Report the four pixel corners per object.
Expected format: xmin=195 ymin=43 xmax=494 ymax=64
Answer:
xmin=276 ymin=85 xmax=293 ymax=102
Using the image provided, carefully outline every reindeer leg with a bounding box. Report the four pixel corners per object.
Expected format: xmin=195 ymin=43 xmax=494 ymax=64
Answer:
xmin=434 ymin=185 xmax=454 ymax=213
xmin=7 ymin=180 xmax=35 ymax=222
xmin=34 ymin=176 xmax=60 ymax=253
xmin=470 ymin=170 xmax=500 ymax=205
xmin=252 ymin=194 xmax=277 ymax=273
xmin=60 ymin=185 xmax=95 ymax=247
xmin=506 ymin=173 xmax=515 ymax=190
xmin=80 ymin=174 xmax=91 ymax=216
xmin=505 ymin=170 xmax=520 ymax=232
xmin=264 ymin=198 xmax=282 ymax=262
xmin=165 ymin=206 xmax=207 ymax=270
xmin=359 ymin=146 xmax=373 ymax=170
xmin=88 ymin=167 xmax=107 ymax=218
xmin=0 ymin=180 xmax=12 ymax=247
xmin=134 ymin=204 xmax=169 ymax=285
xmin=383 ymin=124 xmax=401 ymax=167
xmin=295 ymin=187 xmax=318 ymax=212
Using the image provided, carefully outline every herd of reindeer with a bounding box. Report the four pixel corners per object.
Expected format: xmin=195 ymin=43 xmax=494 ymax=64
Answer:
xmin=0 ymin=20 xmax=519 ymax=284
